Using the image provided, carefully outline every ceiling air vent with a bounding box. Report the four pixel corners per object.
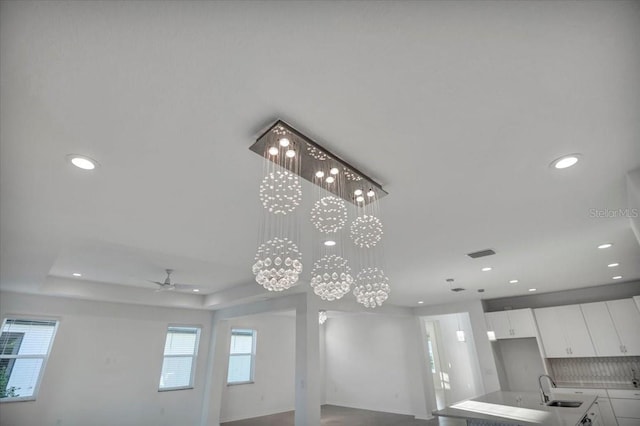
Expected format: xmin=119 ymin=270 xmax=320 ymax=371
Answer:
xmin=451 ymin=287 xmax=465 ymax=292
xmin=467 ymin=249 xmax=496 ymax=259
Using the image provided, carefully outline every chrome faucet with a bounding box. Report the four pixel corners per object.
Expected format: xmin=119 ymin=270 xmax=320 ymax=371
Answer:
xmin=538 ymin=374 xmax=557 ymax=404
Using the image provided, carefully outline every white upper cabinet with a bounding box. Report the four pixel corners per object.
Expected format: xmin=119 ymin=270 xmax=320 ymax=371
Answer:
xmin=485 ymin=309 xmax=537 ymax=340
xmin=607 ymin=299 xmax=640 ymax=355
xmin=485 ymin=311 xmax=512 ymax=339
xmin=507 ymin=309 xmax=537 ymax=338
xmin=582 ymin=301 xmax=624 ymax=356
xmin=582 ymin=299 xmax=640 ymax=356
xmin=534 ymin=305 xmax=595 ymax=358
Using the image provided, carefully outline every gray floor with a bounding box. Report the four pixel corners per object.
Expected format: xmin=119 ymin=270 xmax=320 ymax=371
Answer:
xmin=221 ymin=405 xmax=465 ymax=426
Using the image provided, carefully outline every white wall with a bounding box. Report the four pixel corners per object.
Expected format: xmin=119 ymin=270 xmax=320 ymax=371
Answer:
xmin=424 ymin=313 xmax=484 ymax=404
xmin=492 ymin=338 xmax=545 ymax=392
xmin=219 ymin=313 xmax=296 ymax=423
xmin=0 ymin=292 xmax=212 ymax=426
xmin=415 ymin=300 xmax=501 ymax=397
xmin=324 ymin=313 xmax=428 ymax=417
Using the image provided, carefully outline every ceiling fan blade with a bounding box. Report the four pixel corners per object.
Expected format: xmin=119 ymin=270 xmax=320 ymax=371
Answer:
xmin=154 ymin=284 xmax=175 ymax=292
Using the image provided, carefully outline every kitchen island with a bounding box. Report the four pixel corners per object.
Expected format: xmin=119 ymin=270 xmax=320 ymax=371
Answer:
xmin=433 ymin=391 xmax=597 ymax=425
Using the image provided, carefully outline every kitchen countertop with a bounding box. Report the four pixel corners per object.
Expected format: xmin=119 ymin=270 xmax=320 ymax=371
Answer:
xmin=433 ymin=391 xmax=597 ymax=425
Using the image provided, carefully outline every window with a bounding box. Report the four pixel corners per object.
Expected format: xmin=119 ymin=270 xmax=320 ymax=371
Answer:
xmin=0 ymin=318 xmax=58 ymax=401
xmin=227 ymin=329 xmax=256 ymax=385
xmin=159 ymin=326 xmax=200 ymax=391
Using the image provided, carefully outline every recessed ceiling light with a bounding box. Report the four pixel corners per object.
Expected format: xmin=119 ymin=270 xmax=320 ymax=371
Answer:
xmin=598 ymin=243 xmax=613 ymax=249
xmin=193 ymin=289 xmax=200 ymax=292
xmin=418 ymin=301 xmax=424 ymax=304
xmin=550 ymin=154 xmax=581 ymax=169
xmin=612 ymin=276 xmax=622 ymax=280
xmin=324 ymin=240 xmax=336 ymax=247
xmin=315 ymin=171 xmax=325 ymax=178
xmin=356 ymin=195 xmax=365 ymax=202
xmin=509 ymin=279 xmax=519 ymax=284
xmin=528 ymin=288 xmax=537 ymax=292
xmin=481 ymin=267 xmax=492 ymax=272
xmin=330 ymin=168 xmax=339 ymax=175
xmin=354 ymin=189 xmax=363 ymax=196
xmin=268 ymin=146 xmax=279 ymax=156
xmin=367 ymin=190 xmax=375 ymax=197
xmin=285 ymin=149 xmax=296 ymax=158
xmin=67 ymin=154 xmax=98 ymax=170
xmin=279 ymin=138 xmax=290 ymax=147
xmin=325 ymin=176 xmax=335 ymax=183
xmin=72 ymin=272 xmax=82 ymax=277
xmin=607 ymin=263 xmax=619 ymax=268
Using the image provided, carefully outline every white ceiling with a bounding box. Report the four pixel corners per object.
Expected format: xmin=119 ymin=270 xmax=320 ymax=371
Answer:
xmin=1 ymin=1 xmax=639 ymax=309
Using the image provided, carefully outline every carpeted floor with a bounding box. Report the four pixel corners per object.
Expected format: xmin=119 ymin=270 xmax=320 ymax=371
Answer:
xmin=220 ymin=404 xmax=465 ymax=426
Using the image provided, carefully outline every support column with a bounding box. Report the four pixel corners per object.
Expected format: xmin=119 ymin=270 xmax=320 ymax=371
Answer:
xmin=200 ymin=315 xmax=229 ymax=426
xmin=416 ymin=317 xmax=437 ymax=417
xmin=294 ymin=293 xmax=321 ymax=426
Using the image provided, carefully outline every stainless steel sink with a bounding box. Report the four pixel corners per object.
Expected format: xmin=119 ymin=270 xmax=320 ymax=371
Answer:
xmin=546 ymin=400 xmax=583 ymax=408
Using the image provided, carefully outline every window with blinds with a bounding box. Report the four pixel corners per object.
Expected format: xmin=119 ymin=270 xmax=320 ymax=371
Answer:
xmin=0 ymin=318 xmax=58 ymax=401
xmin=227 ymin=329 xmax=256 ymax=385
xmin=158 ymin=326 xmax=200 ymax=391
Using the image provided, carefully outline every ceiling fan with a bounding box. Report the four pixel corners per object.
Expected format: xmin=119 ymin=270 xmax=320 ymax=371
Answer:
xmin=150 ymin=269 xmax=199 ymax=292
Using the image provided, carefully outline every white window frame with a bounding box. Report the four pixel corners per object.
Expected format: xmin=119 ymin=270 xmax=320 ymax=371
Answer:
xmin=0 ymin=316 xmax=59 ymax=403
xmin=227 ymin=328 xmax=256 ymax=386
xmin=158 ymin=325 xmax=201 ymax=392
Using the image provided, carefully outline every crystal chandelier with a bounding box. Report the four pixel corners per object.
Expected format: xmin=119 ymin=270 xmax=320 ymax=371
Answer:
xmin=250 ymin=120 xmax=391 ymax=307
xmin=252 ymin=237 xmax=303 ymax=291
xmin=310 ymin=254 xmax=354 ymax=301
xmin=353 ymin=267 xmax=391 ymax=308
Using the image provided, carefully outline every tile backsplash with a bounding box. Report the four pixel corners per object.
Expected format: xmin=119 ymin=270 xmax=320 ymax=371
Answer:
xmin=549 ymin=357 xmax=640 ymax=387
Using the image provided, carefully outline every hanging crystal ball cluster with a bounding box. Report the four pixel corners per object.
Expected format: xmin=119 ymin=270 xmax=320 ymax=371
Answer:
xmin=259 ymin=169 xmax=302 ymax=214
xmin=353 ymin=267 xmax=390 ymax=308
xmin=253 ymin=237 xmax=303 ymax=291
xmin=350 ymin=214 xmax=384 ymax=248
xmin=310 ymin=196 xmax=348 ymax=233
xmin=310 ymin=254 xmax=354 ymax=301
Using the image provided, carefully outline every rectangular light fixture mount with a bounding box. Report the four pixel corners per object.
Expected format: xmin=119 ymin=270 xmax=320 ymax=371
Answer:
xmin=250 ymin=120 xmax=388 ymax=206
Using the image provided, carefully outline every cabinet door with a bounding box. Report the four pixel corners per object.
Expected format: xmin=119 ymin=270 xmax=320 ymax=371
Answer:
xmin=534 ymin=307 xmax=569 ymax=357
xmin=597 ymin=398 xmax=619 ymax=426
xmin=608 ymin=299 xmax=640 ymax=356
xmin=589 ymin=399 xmax=603 ymax=426
xmin=485 ymin=311 xmax=512 ymax=339
xmin=559 ymin=305 xmax=596 ymax=357
xmin=611 ymin=398 xmax=640 ymax=419
xmin=508 ymin=309 xmax=537 ymax=338
xmin=582 ymin=302 xmax=624 ymax=356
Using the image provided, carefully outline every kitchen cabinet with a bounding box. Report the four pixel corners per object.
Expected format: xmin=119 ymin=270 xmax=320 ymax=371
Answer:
xmin=558 ymin=388 xmax=617 ymax=425
xmin=534 ymin=305 xmax=595 ymax=357
xmin=609 ymin=389 xmax=640 ymax=425
xmin=582 ymin=299 xmax=640 ymax=356
xmin=485 ymin=308 xmax=537 ymax=339
xmin=608 ymin=299 xmax=640 ymax=355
